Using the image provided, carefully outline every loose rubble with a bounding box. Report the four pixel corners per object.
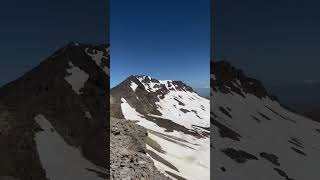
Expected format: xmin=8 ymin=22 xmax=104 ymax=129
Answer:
xmin=110 ymin=118 xmax=171 ymax=180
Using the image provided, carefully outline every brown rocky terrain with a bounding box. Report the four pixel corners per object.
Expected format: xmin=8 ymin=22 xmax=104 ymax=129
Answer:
xmin=110 ymin=117 xmax=170 ymax=180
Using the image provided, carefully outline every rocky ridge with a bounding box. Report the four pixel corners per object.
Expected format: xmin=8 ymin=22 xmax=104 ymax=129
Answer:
xmin=212 ymin=60 xmax=277 ymax=100
xmin=110 ymin=117 xmax=170 ymax=180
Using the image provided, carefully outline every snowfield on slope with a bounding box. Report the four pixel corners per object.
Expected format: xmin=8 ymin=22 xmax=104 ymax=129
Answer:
xmin=64 ymin=61 xmax=89 ymax=95
xmin=120 ymin=81 xmax=210 ymax=180
xmin=34 ymin=114 xmax=106 ymax=180
xmin=154 ymin=90 xmax=210 ymax=129
xmin=211 ymin=74 xmax=320 ymax=180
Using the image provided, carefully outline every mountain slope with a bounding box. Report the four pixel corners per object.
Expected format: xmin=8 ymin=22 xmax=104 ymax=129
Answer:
xmin=111 ymin=75 xmax=210 ymax=180
xmin=211 ymin=60 xmax=320 ymax=180
xmin=0 ymin=42 xmax=109 ymax=180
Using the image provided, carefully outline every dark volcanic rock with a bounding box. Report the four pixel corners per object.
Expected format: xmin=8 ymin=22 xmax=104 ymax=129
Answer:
xmin=221 ymin=148 xmax=258 ymax=163
xmin=211 ymin=117 xmax=241 ymax=141
xmin=273 ymin=168 xmax=295 ymax=180
xmin=259 ymin=152 xmax=280 ymax=166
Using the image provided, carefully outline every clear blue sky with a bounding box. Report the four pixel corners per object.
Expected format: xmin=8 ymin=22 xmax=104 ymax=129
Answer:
xmin=0 ymin=0 xmax=108 ymax=86
xmin=214 ymin=0 xmax=320 ymax=86
xmin=110 ymin=0 xmax=210 ymax=88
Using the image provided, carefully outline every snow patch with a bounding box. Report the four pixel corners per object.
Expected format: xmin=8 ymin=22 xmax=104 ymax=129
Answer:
xmin=85 ymin=48 xmax=109 ymax=75
xmin=64 ymin=61 xmax=89 ymax=95
xmin=84 ymin=111 xmax=92 ymax=119
xmin=155 ymin=91 xmax=210 ymax=129
xmin=34 ymin=114 xmax=106 ymax=180
xmin=130 ymin=81 xmax=138 ymax=92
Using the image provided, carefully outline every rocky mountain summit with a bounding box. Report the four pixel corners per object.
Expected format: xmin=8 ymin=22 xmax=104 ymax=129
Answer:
xmin=111 ymin=75 xmax=195 ymax=118
xmin=111 ymin=75 xmax=210 ymax=180
xmin=0 ymin=42 xmax=109 ymax=180
xmin=212 ymin=60 xmax=277 ymax=100
xmin=211 ymin=60 xmax=320 ymax=180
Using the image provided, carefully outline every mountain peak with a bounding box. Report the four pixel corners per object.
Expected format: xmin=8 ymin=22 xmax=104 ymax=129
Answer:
xmin=0 ymin=43 xmax=109 ymax=179
xmin=129 ymin=75 xmax=194 ymax=93
xmin=111 ymin=75 xmax=210 ymax=179
xmin=134 ymin=75 xmax=159 ymax=83
xmin=211 ymin=59 xmax=320 ymax=180
xmin=211 ymin=60 xmax=276 ymax=100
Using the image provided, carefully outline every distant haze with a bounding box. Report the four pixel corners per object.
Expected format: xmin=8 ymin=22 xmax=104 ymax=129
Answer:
xmin=195 ymin=88 xmax=210 ymax=97
xmin=269 ymin=82 xmax=320 ymax=111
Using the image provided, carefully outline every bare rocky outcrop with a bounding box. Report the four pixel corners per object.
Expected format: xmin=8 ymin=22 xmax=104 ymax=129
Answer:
xmin=110 ymin=117 xmax=170 ymax=180
xmin=110 ymin=76 xmax=173 ymax=179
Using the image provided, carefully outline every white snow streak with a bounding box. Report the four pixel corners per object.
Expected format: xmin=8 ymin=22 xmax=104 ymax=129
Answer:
xmin=34 ymin=114 xmax=106 ymax=180
xmin=130 ymin=82 xmax=138 ymax=92
xmin=85 ymin=48 xmax=109 ymax=75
